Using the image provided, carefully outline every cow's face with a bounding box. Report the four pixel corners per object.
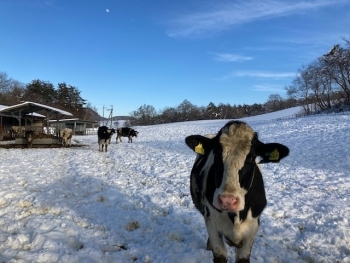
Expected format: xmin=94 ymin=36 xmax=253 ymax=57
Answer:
xmin=133 ymin=131 xmax=139 ymax=137
xmin=25 ymin=130 xmax=34 ymax=142
xmin=62 ymin=137 xmax=68 ymax=144
xmin=186 ymin=121 xmax=289 ymax=213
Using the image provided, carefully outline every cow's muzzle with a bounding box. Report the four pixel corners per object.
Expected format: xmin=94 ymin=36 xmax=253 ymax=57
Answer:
xmin=216 ymin=194 xmax=241 ymax=212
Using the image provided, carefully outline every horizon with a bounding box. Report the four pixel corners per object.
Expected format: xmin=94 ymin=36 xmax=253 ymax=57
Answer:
xmin=1 ymin=0 xmax=350 ymax=116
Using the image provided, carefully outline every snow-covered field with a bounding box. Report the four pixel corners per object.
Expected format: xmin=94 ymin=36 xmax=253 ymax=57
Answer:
xmin=0 ymin=110 xmax=349 ymax=263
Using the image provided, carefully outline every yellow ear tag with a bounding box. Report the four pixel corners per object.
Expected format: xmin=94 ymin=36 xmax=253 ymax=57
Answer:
xmin=269 ymin=149 xmax=279 ymax=161
xmin=195 ymin=143 xmax=205 ymax=155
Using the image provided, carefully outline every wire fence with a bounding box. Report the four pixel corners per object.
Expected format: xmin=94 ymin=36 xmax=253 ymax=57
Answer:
xmin=273 ymin=110 xmax=350 ymax=121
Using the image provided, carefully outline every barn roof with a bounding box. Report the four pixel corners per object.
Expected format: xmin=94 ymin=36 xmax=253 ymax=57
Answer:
xmin=0 ymin=104 xmax=45 ymax=118
xmin=0 ymin=101 xmax=73 ymax=119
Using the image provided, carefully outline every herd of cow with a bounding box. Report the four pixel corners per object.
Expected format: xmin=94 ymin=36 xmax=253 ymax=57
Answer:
xmin=97 ymin=126 xmax=139 ymax=152
xmin=18 ymin=126 xmax=139 ymax=150
xmin=22 ymin=128 xmax=74 ymax=148
xmin=18 ymin=121 xmax=290 ymax=263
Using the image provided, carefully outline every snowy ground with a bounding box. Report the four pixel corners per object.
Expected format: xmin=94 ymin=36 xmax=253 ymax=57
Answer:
xmin=0 ymin=109 xmax=349 ymax=263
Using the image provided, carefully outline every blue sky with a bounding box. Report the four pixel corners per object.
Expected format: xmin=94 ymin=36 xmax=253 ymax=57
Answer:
xmin=1 ymin=0 xmax=350 ymax=116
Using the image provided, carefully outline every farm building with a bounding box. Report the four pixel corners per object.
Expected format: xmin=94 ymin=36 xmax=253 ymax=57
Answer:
xmin=48 ymin=119 xmax=99 ymax=135
xmin=0 ymin=101 xmax=73 ymax=146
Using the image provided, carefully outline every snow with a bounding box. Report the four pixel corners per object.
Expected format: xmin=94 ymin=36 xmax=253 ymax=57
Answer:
xmin=1 ymin=109 xmax=350 ymax=263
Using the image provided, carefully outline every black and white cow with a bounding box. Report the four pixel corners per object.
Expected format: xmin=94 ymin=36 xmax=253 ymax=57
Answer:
xmin=98 ymin=126 xmax=116 ymax=152
xmin=25 ymin=130 xmax=35 ymax=148
xmin=116 ymin=127 xmax=139 ymax=143
xmin=185 ymin=121 xmax=289 ymax=263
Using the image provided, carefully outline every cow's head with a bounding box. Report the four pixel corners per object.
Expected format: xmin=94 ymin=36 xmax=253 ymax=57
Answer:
xmin=25 ymin=130 xmax=34 ymax=142
xmin=185 ymin=121 xmax=289 ymax=213
xmin=133 ymin=130 xmax=139 ymax=137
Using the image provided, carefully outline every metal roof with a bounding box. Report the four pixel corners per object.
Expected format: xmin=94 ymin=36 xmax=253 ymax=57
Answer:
xmin=0 ymin=104 xmax=45 ymax=118
xmin=0 ymin=101 xmax=73 ymax=119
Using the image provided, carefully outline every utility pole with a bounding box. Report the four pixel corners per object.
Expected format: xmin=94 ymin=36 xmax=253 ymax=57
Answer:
xmin=106 ymin=105 xmax=113 ymax=128
xmin=103 ymin=105 xmax=105 ymax=125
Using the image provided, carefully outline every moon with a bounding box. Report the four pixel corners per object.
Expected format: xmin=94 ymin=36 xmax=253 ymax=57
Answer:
xmin=106 ymin=9 xmax=109 ymax=13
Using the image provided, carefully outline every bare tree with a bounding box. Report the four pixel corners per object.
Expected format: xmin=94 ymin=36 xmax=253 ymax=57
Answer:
xmin=130 ymin=104 xmax=157 ymax=125
xmin=266 ymin=94 xmax=284 ymax=112
xmin=177 ymin=100 xmax=199 ymax=121
xmin=0 ymin=72 xmax=25 ymax=105
xmin=320 ymin=41 xmax=350 ymax=103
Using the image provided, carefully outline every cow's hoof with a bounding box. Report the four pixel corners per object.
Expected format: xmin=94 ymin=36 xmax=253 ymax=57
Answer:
xmin=213 ymin=254 xmax=227 ymax=263
xmin=236 ymin=259 xmax=250 ymax=263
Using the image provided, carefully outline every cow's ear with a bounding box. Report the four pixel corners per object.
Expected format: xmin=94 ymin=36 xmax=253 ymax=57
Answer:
xmin=257 ymin=143 xmax=289 ymax=163
xmin=185 ymin=135 xmax=212 ymax=155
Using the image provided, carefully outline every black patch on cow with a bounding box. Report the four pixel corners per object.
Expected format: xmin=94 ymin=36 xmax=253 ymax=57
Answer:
xmin=228 ymin=212 xmax=236 ymax=224
xmin=205 ymin=165 xmax=217 ymax=207
xmin=237 ymin=162 xmax=267 ymax=220
xmin=98 ymin=126 xmax=109 ymax=139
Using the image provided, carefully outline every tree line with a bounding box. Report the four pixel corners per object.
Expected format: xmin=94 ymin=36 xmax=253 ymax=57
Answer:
xmin=0 ymin=72 xmax=295 ymax=125
xmin=129 ymin=95 xmax=298 ymax=126
xmin=0 ymin=75 xmax=98 ymax=121
xmin=130 ymin=38 xmax=350 ymax=125
xmin=1 ymin=38 xmax=349 ymax=125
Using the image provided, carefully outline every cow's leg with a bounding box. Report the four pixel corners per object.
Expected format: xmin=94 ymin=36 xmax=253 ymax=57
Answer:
xmin=205 ymin=216 xmax=227 ymax=263
xmin=234 ymin=213 xmax=259 ymax=263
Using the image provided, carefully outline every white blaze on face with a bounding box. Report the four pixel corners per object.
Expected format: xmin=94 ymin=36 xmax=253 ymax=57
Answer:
xmin=212 ymin=122 xmax=255 ymax=212
xmin=27 ymin=133 xmax=33 ymax=142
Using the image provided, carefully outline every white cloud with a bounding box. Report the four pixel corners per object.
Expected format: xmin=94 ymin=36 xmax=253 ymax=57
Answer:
xmin=233 ymin=71 xmax=296 ymax=78
xmin=168 ymin=0 xmax=339 ymax=38
xmin=253 ymin=84 xmax=285 ymax=92
xmin=213 ymin=53 xmax=253 ymax=62
xmin=217 ymin=70 xmax=296 ymax=81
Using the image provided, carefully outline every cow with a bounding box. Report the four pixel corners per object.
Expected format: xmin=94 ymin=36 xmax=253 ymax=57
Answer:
xmin=11 ymin=126 xmax=26 ymax=138
xmin=98 ymin=126 xmax=116 ymax=152
xmin=60 ymin=128 xmax=73 ymax=147
xmin=25 ymin=130 xmax=35 ymax=148
xmin=116 ymin=127 xmax=139 ymax=143
xmin=185 ymin=121 xmax=289 ymax=263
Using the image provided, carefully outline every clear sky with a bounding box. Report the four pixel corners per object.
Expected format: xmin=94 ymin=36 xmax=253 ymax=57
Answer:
xmin=1 ymin=0 xmax=350 ymax=116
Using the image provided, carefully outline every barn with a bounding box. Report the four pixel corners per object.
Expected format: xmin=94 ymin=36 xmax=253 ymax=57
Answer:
xmin=0 ymin=101 xmax=73 ymax=147
xmin=48 ymin=119 xmax=99 ymax=135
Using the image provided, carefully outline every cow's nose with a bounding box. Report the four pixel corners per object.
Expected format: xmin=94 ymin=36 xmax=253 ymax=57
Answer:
xmin=218 ymin=194 xmax=240 ymax=212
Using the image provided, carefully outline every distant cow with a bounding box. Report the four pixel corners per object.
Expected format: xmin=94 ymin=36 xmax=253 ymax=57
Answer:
xmin=98 ymin=126 xmax=116 ymax=152
xmin=116 ymin=128 xmax=139 ymax=143
xmin=185 ymin=121 xmax=289 ymax=263
xmin=25 ymin=130 xmax=35 ymax=148
xmin=60 ymin=128 xmax=73 ymax=147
